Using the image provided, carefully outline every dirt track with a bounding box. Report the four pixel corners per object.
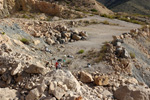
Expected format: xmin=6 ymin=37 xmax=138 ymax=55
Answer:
xmin=61 ymin=16 xmax=141 ymax=72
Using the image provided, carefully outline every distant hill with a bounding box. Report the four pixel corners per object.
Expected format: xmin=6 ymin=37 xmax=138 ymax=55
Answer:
xmin=97 ymin=0 xmax=150 ymax=15
xmin=0 ymin=0 xmax=112 ymax=18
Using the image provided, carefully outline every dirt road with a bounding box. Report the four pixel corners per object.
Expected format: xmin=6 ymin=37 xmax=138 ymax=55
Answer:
xmin=61 ymin=16 xmax=141 ymax=72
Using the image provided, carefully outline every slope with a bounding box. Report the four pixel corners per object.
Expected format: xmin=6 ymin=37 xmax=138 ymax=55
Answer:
xmin=97 ymin=0 xmax=150 ymax=15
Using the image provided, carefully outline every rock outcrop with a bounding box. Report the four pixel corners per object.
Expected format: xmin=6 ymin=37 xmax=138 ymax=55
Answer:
xmin=0 ymin=88 xmax=18 ymax=100
xmin=79 ymin=71 xmax=93 ymax=83
xmin=114 ymin=85 xmax=150 ymax=100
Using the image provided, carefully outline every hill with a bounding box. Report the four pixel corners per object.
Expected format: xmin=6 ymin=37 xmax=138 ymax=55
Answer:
xmin=97 ymin=0 xmax=150 ymax=15
xmin=0 ymin=0 xmax=112 ymax=18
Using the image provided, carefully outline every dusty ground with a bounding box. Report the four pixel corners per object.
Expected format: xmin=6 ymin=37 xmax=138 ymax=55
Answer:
xmin=55 ymin=16 xmax=141 ymax=72
xmin=0 ymin=16 xmax=141 ymax=73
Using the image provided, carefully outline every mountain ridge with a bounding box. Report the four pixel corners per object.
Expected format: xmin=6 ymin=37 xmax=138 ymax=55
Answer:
xmin=97 ymin=0 xmax=150 ymax=15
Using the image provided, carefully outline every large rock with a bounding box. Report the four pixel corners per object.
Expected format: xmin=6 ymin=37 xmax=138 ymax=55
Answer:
xmin=49 ymin=81 xmax=67 ymax=100
xmin=25 ymin=62 xmax=47 ymax=75
xmin=79 ymin=31 xmax=88 ymax=37
xmin=80 ymin=71 xmax=93 ymax=83
xmin=46 ymin=70 xmax=81 ymax=92
xmin=114 ymin=85 xmax=150 ymax=100
xmin=11 ymin=62 xmax=22 ymax=75
xmin=72 ymin=34 xmax=81 ymax=40
xmin=26 ymin=83 xmax=47 ymax=100
xmin=94 ymin=75 xmax=109 ymax=86
xmin=0 ymin=88 xmax=18 ymax=100
xmin=43 ymin=70 xmax=81 ymax=99
xmin=46 ymin=38 xmax=55 ymax=45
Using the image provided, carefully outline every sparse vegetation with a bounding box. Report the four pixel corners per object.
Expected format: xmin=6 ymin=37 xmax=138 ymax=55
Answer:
xmin=1 ymin=32 xmax=5 ymax=35
xmin=102 ymin=20 xmax=109 ymax=25
xmin=130 ymin=52 xmax=135 ymax=59
xmin=118 ymin=17 xmax=143 ymax=25
xmin=78 ymin=50 xmax=85 ymax=54
xmin=20 ymin=38 xmax=30 ymax=45
xmin=90 ymin=9 xmax=98 ymax=12
xmin=100 ymin=14 xmax=115 ymax=19
xmin=100 ymin=13 xmax=145 ymax=25
xmin=95 ymin=44 xmax=108 ymax=63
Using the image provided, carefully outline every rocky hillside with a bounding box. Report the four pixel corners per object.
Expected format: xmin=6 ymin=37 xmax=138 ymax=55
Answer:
xmin=1 ymin=0 xmax=150 ymax=100
xmin=0 ymin=0 xmax=112 ymax=18
xmin=0 ymin=14 xmax=150 ymax=100
xmin=97 ymin=0 xmax=150 ymax=15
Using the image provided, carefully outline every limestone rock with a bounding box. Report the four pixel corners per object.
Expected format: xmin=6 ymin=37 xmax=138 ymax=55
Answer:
xmin=63 ymin=32 xmax=71 ymax=38
xmin=80 ymin=71 xmax=93 ymax=83
xmin=46 ymin=38 xmax=55 ymax=45
xmin=26 ymin=88 xmax=40 ymax=100
xmin=26 ymin=83 xmax=47 ymax=100
xmin=125 ymin=77 xmax=138 ymax=85
xmin=79 ymin=31 xmax=88 ymax=37
xmin=45 ymin=70 xmax=81 ymax=93
xmin=25 ymin=62 xmax=47 ymax=75
xmin=94 ymin=75 xmax=109 ymax=86
xmin=0 ymin=88 xmax=18 ymax=100
xmin=11 ymin=62 xmax=22 ymax=75
xmin=34 ymin=40 xmax=40 ymax=45
xmin=114 ymin=85 xmax=150 ymax=100
xmin=72 ymin=34 xmax=81 ymax=40
xmin=49 ymin=81 xmax=66 ymax=100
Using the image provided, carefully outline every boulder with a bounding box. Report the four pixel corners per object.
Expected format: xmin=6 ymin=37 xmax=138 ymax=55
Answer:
xmin=46 ymin=38 xmax=55 ymax=45
xmin=44 ymin=70 xmax=81 ymax=99
xmin=26 ymin=88 xmax=40 ymax=100
xmin=72 ymin=34 xmax=81 ymax=40
xmin=26 ymin=83 xmax=47 ymax=100
xmin=94 ymin=75 xmax=109 ymax=86
xmin=46 ymin=70 xmax=81 ymax=99
xmin=80 ymin=71 xmax=93 ymax=83
xmin=79 ymin=31 xmax=88 ymax=37
xmin=114 ymin=85 xmax=150 ymax=100
xmin=25 ymin=62 xmax=47 ymax=75
xmin=11 ymin=62 xmax=22 ymax=75
xmin=34 ymin=40 xmax=40 ymax=45
xmin=63 ymin=32 xmax=71 ymax=38
xmin=0 ymin=88 xmax=18 ymax=100
xmin=49 ymin=81 xmax=66 ymax=99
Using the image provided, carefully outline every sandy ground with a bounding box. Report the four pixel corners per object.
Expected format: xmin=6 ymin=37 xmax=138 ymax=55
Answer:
xmin=58 ymin=16 xmax=141 ymax=72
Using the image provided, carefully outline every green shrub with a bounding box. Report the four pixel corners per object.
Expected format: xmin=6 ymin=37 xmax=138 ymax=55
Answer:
xmin=130 ymin=52 xmax=135 ymax=59
xmin=1 ymin=32 xmax=5 ymax=35
xmin=20 ymin=38 xmax=29 ymax=45
xmin=95 ymin=44 xmax=108 ymax=63
xmin=78 ymin=50 xmax=84 ymax=54
xmin=100 ymin=14 xmax=115 ymax=19
xmin=91 ymin=9 xmax=97 ymax=12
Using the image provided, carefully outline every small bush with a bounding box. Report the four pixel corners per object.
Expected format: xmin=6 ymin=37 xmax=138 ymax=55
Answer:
xmin=100 ymin=14 xmax=115 ymax=19
xmin=91 ymin=9 xmax=97 ymax=12
xmin=1 ymin=32 xmax=5 ymax=35
xmin=78 ymin=50 xmax=84 ymax=54
xmin=20 ymin=38 xmax=29 ymax=45
xmin=102 ymin=20 xmax=109 ymax=25
xmin=130 ymin=52 xmax=135 ymax=59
